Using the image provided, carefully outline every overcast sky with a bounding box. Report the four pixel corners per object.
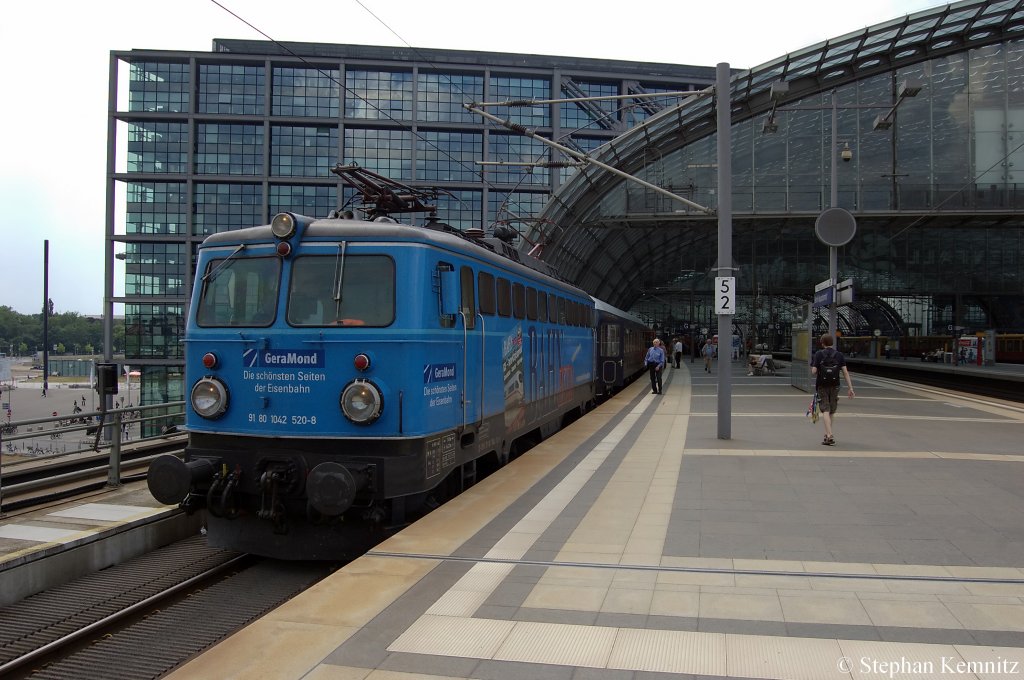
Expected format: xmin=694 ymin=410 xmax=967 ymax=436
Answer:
xmin=0 ymin=0 xmax=948 ymax=316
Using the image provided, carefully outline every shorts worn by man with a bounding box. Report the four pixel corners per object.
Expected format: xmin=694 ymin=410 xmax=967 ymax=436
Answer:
xmin=810 ymin=333 xmax=855 ymax=446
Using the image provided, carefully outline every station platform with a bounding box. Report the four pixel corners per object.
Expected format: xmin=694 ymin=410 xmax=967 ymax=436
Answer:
xmin=162 ymin=358 xmax=1024 ymax=680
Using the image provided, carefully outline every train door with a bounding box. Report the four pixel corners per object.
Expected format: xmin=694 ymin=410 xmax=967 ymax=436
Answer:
xmin=460 ymin=266 xmax=483 ymax=427
xmin=600 ymin=321 xmax=621 ymax=386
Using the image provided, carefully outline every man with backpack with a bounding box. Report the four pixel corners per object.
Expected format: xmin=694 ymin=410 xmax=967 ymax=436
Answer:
xmin=811 ymin=333 xmax=855 ymax=446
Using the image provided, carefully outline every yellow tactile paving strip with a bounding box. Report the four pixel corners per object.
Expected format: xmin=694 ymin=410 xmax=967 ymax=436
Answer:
xmin=169 ymin=369 xmax=1024 ymax=680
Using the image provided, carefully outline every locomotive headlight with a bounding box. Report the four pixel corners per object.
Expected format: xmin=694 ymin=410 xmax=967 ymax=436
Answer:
xmin=339 ymin=379 xmax=383 ymax=425
xmin=191 ymin=377 xmax=229 ymax=419
xmin=271 ymin=212 xmax=297 ymax=239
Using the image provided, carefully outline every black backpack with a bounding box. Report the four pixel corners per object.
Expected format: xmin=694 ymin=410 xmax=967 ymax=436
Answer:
xmin=818 ymin=349 xmax=840 ymax=386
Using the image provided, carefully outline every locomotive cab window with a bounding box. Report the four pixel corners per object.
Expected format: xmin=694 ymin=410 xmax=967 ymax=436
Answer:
xmin=286 ymin=254 xmax=395 ymax=327
xmin=196 ymin=256 xmax=281 ymax=327
xmin=460 ymin=266 xmax=476 ymax=329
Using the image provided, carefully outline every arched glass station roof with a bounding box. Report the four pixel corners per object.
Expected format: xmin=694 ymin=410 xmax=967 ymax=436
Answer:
xmin=525 ymin=0 xmax=1024 ymax=335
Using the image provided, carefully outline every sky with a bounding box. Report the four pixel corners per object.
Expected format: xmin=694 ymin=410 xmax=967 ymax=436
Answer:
xmin=0 ymin=0 xmax=950 ymax=316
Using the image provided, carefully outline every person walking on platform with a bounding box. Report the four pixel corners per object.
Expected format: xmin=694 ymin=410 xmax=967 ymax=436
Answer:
xmin=673 ymin=338 xmax=683 ymax=368
xmin=811 ymin=333 xmax=855 ymax=445
xmin=644 ymin=338 xmax=667 ymax=394
xmin=701 ymin=340 xmax=715 ymax=373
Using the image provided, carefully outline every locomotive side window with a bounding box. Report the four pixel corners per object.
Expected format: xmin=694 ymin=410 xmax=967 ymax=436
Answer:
xmin=287 ymin=255 xmax=395 ymax=327
xmin=512 ymin=283 xmax=526 ymax=319
xmin=537 ymin=291 xmax=548 ymax=322
xmin=196 ymin=256 xmax=281 ymax=328
xmin=557 ymin=297 xmax=567 ymax=325
xmin=478 ymin=271 xmax=496 ymax=315
xmin=548 ymin=294 xmax=558 ymax=324
xmin=526 ymin=287 xmax=538 ymax=320
xmin=460 ymin=266 xmax=476 ymax=329
xmin=497 ymin=277 xmax=512 ymax=317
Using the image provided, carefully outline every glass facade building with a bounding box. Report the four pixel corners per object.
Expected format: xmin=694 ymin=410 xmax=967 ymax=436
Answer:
xmin=106 ymin=43 xmax=714 ymax=403
xmin=530 ymin=0 xmax=1024 ymax=347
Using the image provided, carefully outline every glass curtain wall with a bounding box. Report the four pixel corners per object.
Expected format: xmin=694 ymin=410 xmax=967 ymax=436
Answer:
xmin=115 ymin=49 xmax=709 ymax=405
xmin=582 ymin=38 xmax=1024 ymax=335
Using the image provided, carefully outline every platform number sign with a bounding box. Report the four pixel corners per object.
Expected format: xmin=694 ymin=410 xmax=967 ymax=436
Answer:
xmin=714 ymin=277 xmax=736 ymax=315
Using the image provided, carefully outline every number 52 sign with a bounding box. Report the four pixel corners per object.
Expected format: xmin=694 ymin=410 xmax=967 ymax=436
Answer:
xmin=714 ymin=277 xmax=736 ymax=315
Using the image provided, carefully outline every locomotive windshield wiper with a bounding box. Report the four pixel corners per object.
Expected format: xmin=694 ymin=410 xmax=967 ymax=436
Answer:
xmin=332 ymin=241 xmax=347 ymax=314
xmin=201 ymin=244 xmax=247 ymax=283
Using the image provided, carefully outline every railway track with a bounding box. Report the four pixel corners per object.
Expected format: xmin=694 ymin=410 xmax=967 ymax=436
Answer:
xmin=0 ymin=435 xmax=186 ymax=512
xmin=0 ymin=536 xmax=334 ymax=679
xmin=847 ymin=360 xmax=1024 ymax=403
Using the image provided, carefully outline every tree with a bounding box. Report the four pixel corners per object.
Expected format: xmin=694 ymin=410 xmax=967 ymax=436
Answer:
xmin=0 ymin=307 xmax=121 ymax=357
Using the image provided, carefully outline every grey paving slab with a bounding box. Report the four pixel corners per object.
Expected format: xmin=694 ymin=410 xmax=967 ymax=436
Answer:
xmin=570 ymin=668 xmax=636 ymax=680
xmin=472 ymin=660 xmax=577 ymax=680
xmin=377 ymin=652 xmax=481 ymax=678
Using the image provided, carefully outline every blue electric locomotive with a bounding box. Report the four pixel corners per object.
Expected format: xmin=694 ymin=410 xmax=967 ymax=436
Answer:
xmin=147 ymin=209 xmax=640 ymax=559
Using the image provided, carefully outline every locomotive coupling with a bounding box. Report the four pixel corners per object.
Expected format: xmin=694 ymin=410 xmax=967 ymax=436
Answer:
xmin=307 ymin=462 xmax=370 ymax=516
xmin=147 ymin=454 xmax=217 ymax=505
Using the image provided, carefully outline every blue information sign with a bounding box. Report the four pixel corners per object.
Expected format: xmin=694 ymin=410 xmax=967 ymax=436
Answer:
xmin=813 ymin=287 xmax=834 ymax=309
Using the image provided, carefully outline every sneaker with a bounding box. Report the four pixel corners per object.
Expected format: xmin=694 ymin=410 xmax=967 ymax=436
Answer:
xmin=822 ymin=436 xmax=835 ymax=446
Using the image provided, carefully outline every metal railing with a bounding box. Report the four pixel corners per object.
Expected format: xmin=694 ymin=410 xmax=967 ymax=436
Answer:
xmin=1 ymin=401 xmax=186 ymax=506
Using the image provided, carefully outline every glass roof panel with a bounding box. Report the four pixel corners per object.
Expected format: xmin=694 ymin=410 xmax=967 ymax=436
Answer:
xmin=858 ymin=41 xmax=896 ymax=57
xmin=907 ymin=16 xmax=941 ymax=30
xmin=786 ymin=54 xmax=821 ymax=71
xmin=825 ymin=42 xmax=860 ymax=60
xmin=864 ymin=28 xmax=903 ymax=44
xmin=981 ymin=0 xmax=1018 ymax=15
xmin=943 ymin=7 xmax=983 ymax=23
xmin=932 ymin=21 xmax=971 ymax=37
xmin=785 ymin=64 xmax=820 ymax=79
xmin=971 ymin=14 xmax=1006 ymax=26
